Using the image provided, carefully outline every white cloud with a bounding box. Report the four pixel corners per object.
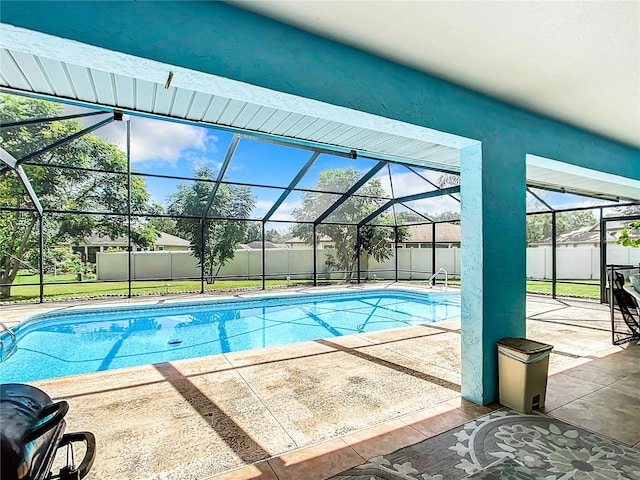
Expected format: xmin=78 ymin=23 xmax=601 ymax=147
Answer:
xmin=250 ymin=198 xmax=304 ymax=222
xmin=129 ymin=118 xmax=209 ymax=163
xmin=252 ymin=200 xmax=274 ymax=218
xmin=266 ymin=199 xmax=302 ymax=222
xmin=81 ymin=114 xmax=213 ymax=164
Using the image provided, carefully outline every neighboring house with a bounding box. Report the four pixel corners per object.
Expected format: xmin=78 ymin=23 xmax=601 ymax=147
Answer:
xmin=284 ymin=223 xmax=461 ymax=250
xmin=236 ymin=241 xmax=288 ymax=250
xmin=532 ymin=221 xmax=640 ymax=248
xmin=65 ymin=231 xmax=191 ymax=263
xmin=285 ymin=235 xmax=335 ymax=250
xmin=399 ymin=223 xmax=461 ymax=248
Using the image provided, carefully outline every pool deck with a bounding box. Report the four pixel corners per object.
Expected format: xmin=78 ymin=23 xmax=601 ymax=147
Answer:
xmin=2 ymin=284 xmax=637 ymax=479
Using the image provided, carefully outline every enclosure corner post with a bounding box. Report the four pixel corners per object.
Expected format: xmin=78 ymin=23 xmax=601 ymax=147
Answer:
xmin=599 ymin=212 xmax=607 ymax=303
xmin=127 ymin=119 xmax=132 ymax=299
xmin=394 ymin=225 xmax=399 ymax=283
xmin=551 ymin=211 xmax=557 ymax=299
xmin=431 ymin=222 xmax=436 ymax=276
xmin=39 ymin=214 xmax=44 ymax=303
xmin=313 ymin=224 xmax=317 ymax=287
xmin=261 ymin=221 xmax=266 ymax=290
xmin=356 ymin=226 xmax=361 ymax=284
xmin=200 ymin=219 xmax=205 ymax=294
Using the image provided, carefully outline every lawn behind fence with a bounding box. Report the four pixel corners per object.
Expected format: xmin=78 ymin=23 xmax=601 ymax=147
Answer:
xmin=2 ymin=274 xmax=601 ymax=303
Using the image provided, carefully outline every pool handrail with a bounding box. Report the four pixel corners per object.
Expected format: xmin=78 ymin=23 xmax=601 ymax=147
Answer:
xmin=0 ymin=320 xmax=17 ymax=361
xmin=429 ymin=268 xmax=449 ymax=289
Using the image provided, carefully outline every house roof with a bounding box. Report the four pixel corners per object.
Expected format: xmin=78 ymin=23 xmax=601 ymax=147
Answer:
xmin=63 ymin=231 xmax=190 ymax=247
xmin=405 ymin=223 xmax=461 ymax=243
xmin=284 ymin=223 xmax=461 ymax=244
xmin=285 ymin=236 xmax=332 ymax=244
xmin=243 ymin=241 xmax=287 ymax=250
xmin=536 ymin=221 xmax=640 ymax=245
xmin=155 ymin=232 xmax=191 ymax=247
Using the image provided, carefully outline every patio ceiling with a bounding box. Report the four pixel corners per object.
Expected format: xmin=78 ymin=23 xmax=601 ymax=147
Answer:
xmin=232 ymin=1 xmax=640 ymax=150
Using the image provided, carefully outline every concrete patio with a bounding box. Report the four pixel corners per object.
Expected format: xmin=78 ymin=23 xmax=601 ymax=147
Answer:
xmin=2 ymin=287 xmax=638 ymax=479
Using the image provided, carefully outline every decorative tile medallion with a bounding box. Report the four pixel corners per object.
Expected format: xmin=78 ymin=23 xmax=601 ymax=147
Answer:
xmin=330 ymin=410 xmax=640 ymax=480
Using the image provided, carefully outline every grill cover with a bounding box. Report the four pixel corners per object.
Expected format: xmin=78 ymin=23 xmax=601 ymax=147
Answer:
xmin=1 ymin=383 xmax=69 ymax=480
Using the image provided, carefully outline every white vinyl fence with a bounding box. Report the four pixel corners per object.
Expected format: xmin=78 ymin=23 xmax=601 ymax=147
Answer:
xmin=97 ymin=245 xmax=640 ymax=281
xmin=526 ymin=245 xmax=640 ymax=280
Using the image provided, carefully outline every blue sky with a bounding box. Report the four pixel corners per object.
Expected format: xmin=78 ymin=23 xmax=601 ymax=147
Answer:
xmin=91 ymin=114 xmax=464 ymax=221
xmin=85 ymin=110 xmax=619 ymax=222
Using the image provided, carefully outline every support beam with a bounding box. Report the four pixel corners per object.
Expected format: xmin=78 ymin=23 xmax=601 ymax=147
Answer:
xmin=313 ymin=225 xmax=317 ymax=286
xmin=401 ymin=203 xmax=434 ymax=223
xmin=202 ymin=134 xmax=240 ymax=219
xmin=526 ymin=187 xmax=554 ymax=211
xmin=0 ymin=110 xmax=108 ymax=129
xmin=1 ymin=148 xmax=44 ymax=215
xmin=39 ymin=215 xmax=44 ymax=303
xmin=551 ymin=211 xmax=557 ymax=299
xmin=0 ymin=147 xmax=17 ymax=168
xmin=356 ymin=226 xmax=361 ymax=284
xmin=200 ymin=219 xmax=206 ymax=294
xmin=394 ymin=225 xmax=399 ymax=283
xmin=431 ymin=222 xmax=436 ymax=275
xmin=127 ymin=119 xmax=132 ymax=298
xmin=261 ymin=221 xmax=266 ymax=290
xmin=263 ymin=151 xmax=319 ymax=222
xmin=16 ymin=117 xmax=115 ymax=165
xmin=314 ymin=161 xmax=386 ymax=225
xmin=358 ymin=186 xmax=460 ymax=227
xmin=527 ymin=182 xmax=631 ymax=203
xmin=599 ymin=209 xmax=606 ymax=303
xmin=406 ymin=165 xmax=460 ymax=203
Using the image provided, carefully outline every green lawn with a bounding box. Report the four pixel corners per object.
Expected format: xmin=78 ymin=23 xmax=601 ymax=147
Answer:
xmin=3 ymin=274 xmax=602 ymax=302
xmin=419 ymin=278 xmax=600 ymax=299
xmin=525 ymin=280 xmax=600 ymax=299
xmin=4 ymin=277 xmax=316 ymax=302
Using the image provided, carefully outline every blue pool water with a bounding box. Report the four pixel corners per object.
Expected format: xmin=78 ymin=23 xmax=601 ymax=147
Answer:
xmin=0 ymin=289 xmax=460 ymax=383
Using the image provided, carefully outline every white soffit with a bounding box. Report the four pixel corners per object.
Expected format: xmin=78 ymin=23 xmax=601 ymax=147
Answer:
xmin=0 ymin=24 xmax=472 ymax=170
xmin=526 ymin=155 xmax=640 ymax=202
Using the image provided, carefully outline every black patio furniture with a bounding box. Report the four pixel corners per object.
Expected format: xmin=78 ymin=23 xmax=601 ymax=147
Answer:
xmin=1 ymin=383 xmax=95 ymax=480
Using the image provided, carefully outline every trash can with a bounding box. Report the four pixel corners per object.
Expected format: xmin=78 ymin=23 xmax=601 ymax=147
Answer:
xmin=497 ymin=337 xmax=553 ymax=413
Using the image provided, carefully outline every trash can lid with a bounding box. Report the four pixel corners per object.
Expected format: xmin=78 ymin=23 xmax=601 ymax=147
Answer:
xmin=497 ymin=337 xmax=553 ymax=354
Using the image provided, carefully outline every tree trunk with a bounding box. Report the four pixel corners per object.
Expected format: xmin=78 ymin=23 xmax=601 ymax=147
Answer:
xmin=0 ymin=213 xmax=38 ymax=299
xmin=0 ymin=285 xmax=11 ymax=299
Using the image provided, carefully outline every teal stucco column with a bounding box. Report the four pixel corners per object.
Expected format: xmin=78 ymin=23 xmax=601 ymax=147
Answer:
xmin=460 ymin=142 xmax=527 ymax=405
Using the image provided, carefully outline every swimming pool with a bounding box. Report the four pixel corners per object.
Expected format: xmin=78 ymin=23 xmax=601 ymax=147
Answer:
xmin=0 ymin=289 xmax=460 ymax=383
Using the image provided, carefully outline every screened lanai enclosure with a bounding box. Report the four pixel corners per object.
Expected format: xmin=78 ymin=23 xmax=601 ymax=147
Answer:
xmin=1 ymin=92 xmax=639 ymax=303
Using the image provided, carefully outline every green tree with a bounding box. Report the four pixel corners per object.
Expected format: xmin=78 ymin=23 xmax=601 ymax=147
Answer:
xmin=614 ymin=205 xmax=640 ymax=247
xmin=146 ymin=202 xmax=181 ymax=237
xmin=265 ymin=228 xmax=288 ymax=244
xmin=617 ymin=220 xmax=640 ymax=247
xmin=0 ymin=95 xmax=153 ymax=298
xmin=167 ymin=167 xmax=255 ymax=281
xmin=526 ymin=210 xmax=597 ymax=246
xmin=241 ymin=224 xmax=288 ymax=245
xmin=291 ymin=168 xmax=408 ymax=281
xmin=130 ymin=223 xmax=157 ymax=249
xmin=243 ymin=222 xmax=262 ymax=243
